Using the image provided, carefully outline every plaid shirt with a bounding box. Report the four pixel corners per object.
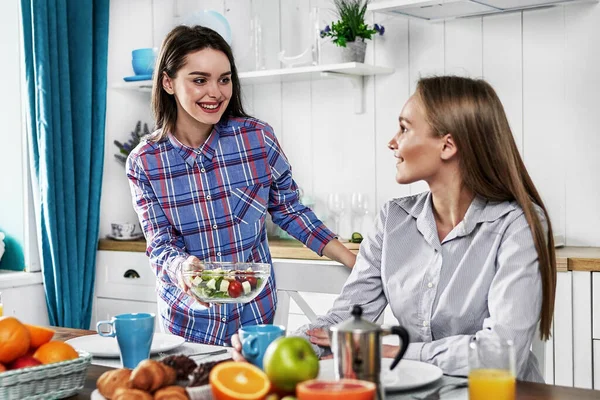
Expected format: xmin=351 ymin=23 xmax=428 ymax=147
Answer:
xmin=127 ymin=116 xmax=335 ymax=345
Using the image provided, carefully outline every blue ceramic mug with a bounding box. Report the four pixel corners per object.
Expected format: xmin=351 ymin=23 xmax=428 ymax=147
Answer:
xmin=239 ymin=324 xmax=286 ymax=369
xmin=97 ymin=313 xmax=155 ymax=368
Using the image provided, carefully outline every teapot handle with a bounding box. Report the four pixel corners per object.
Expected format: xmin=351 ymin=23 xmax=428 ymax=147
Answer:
xmin=389 ymin=326 xmax=410 ymax=370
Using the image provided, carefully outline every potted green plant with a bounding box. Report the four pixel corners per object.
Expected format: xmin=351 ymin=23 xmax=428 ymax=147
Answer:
xmin=320 ymin=0 xmax=384 ymax=63
xmin=113 ymin=121 xmax=150 ymax=166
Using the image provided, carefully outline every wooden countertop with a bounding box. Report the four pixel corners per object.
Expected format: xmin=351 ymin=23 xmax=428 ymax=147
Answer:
xmin=98 ymin=238 xmax=600 ymax=272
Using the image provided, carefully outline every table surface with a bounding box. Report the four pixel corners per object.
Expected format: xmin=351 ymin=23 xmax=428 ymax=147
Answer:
xmin=53 ymin=327 xmax=600 ymax=400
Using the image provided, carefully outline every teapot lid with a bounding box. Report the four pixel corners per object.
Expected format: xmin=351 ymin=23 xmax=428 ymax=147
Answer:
xmin=330 ymin=305 xmax=381 ymax=333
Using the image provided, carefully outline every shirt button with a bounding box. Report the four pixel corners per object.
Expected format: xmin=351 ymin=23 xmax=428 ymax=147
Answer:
xmin=221 ymin=317 xmax=227 ymax=322
xmin=206 ymin=194 xmax=211 ymax=200
xmin=217 ymin=252 xmax=222 ymax=256
xmin=200 ymin=168 xmax=206 ymax=173
xmin=423 ymin=321 xmax=429 ymax=327
xmin=427 ymin=282 xmax=433 ymax=288
xmin=213 ymin=224 xmax=218 ymax=229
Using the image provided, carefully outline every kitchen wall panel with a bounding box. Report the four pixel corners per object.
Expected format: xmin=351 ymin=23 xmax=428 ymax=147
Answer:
xmin=482 ymin=12 xmax=523 ymax=154
xmin=373 ymin=14 xmax=411 ymax=210
xmin=564 ymin=3 xmax=600 ymax=246
xmin=523 ymin=7 xmax=566 ymax=242
xmin=101 ymin=0 xmax=600 ymax=248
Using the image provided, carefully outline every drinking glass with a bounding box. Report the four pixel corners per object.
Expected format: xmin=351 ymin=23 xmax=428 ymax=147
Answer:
xmin=468 ymin=337 xmax=516 ymax=400
xmin=350 ymin=192 xmax=369 ymax=233
xmin=327 ymin=193 xmax=345 ymax=237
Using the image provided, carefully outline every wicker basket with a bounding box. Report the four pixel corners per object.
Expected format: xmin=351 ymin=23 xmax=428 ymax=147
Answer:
xmin=0 ymin=350 xmax=92 ymax=400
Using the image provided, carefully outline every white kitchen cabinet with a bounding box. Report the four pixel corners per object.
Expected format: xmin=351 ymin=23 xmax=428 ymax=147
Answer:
xmin=92 ymin=250 xmax=159 ymax=332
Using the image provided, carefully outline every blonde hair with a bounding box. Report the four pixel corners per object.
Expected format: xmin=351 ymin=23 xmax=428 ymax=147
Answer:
xmin=416 ymin=76 xmax=556 ymax=340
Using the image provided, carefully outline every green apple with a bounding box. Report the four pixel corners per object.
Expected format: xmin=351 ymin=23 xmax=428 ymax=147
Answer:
xmin=263 ymin=337 xmax=319 ymax=392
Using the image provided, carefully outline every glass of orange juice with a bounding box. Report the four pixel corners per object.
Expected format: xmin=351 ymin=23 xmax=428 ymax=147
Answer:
xmin=468 ymin=337 xmax=516 ymax=400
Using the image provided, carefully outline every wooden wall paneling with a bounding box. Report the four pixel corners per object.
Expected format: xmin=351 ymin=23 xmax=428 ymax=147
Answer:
xmin=373 ymin=15 xmax=411 ymax=211
xmin=101 ymin=0 xmax=156 ymax=237
xmin=594 ymin=340 xmax=600 ymax=389
xmin=225 ymin=0 xmax=254 ymax=72
xmin=553 ymin=271 xmax=573 ymax=387
xmin=407 ymin=18 xmax=444 ymax=195
xmin=544 ymin=321 xmax=555 ymax=384
xmin=572 ymin=271 xmax=593 ymax=389
xmin=280 ymin=81 xmax=314 ymax=207
xmin=522 ymin=6 xmax=566 ymax=243
xmin=151 ymin=0 xmax=175 ymax=47
xmin=444 ymin=17 xmax=483 ymax=78
xmin=592 ymin=272 xmax=600 ymax=339
xmin=310 ymin=76 xmax=375 ymax=238
xmin=482 ymin=12 xmax=524 ymax=154
xmin=564 ymin=3 xmax=600 ymax=247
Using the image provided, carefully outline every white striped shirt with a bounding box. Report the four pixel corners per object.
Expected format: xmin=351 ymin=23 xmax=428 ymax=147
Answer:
xmin=296 ymin=191 xmax=545 ymax=382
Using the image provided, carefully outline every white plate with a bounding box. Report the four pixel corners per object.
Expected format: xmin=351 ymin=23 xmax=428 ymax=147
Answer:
xmin=318 ymin=358 xmax=443 ymax=391
xmin=92 ymin=385 xmax=212 ymax=400
xmin=66 ymin=333 xmax=185 ymax=358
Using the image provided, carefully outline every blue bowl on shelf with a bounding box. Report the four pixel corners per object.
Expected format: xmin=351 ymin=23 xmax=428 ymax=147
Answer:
xmin=132 ymin=48 xmax=157 ymax=59
xmin=132 ymin=57 xmax=155 ymax=76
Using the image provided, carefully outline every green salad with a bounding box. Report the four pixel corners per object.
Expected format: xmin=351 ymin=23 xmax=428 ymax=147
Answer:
xmin=189 ymin=267 xmax=264 ymax=300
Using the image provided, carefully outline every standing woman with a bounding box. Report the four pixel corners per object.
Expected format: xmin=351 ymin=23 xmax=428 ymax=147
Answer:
xmin=126 ymin=25 xmax=356 ymax=345
xmin=234 ymin=76 xmax=556 ymax=383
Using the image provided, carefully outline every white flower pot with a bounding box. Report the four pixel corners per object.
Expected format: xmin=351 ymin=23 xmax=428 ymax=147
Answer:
xmin=340 ymin=40 xmax=366 ymax=63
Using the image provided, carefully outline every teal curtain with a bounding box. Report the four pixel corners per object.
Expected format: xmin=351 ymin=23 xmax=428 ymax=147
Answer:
xmin=21 ymin=0 xmax=110 ymax=328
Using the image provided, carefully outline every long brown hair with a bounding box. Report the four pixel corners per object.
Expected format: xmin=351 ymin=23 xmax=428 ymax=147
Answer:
xmin=416 ymin=76 xmax=556 ymax=340
xmin=149 ymin=25 xmax=250 ymax=142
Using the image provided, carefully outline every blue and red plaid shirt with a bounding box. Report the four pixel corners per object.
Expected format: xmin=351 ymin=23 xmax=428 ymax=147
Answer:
xmin=126 ymin=116 xmax=335 ymax=345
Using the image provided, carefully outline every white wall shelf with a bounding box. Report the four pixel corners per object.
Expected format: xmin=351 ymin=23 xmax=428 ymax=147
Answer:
xmin=367 ymin=0 xmax=598 ymax=21
xmin=112 ymin=62 xmax=394 ymax=114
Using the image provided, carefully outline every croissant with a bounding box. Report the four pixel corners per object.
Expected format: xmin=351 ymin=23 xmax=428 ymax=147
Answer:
xmin=130 ymin=359 xmax=166 ymax=392
xmin=154 ymin=385 xmax=189 ymax=400
xmin=96 ymin=368 xmax=132 ymax=399
xmin=112 ymin=387 xmax=153 ymax=400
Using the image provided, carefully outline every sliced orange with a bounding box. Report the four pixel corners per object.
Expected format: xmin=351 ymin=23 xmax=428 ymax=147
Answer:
xmin=24 ymin=324 xmax=55 ymax=349
xmin=297 ymin=379 xmax=376 ymax=400
xmin=209 ymin=361 xmax=271 ymax=400
xmin=33 ymin=341 xmax=78 ymax=364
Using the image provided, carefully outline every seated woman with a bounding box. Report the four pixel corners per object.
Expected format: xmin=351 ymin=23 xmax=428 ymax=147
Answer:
xmin=232 ymin=75 xmax=556 ymax=383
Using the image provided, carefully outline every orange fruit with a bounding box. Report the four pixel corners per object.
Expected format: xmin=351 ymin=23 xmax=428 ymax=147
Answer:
xmin=209 ymin=361 xmax=270 ymax=400
xmin=297 ymin=379 xmax=376 ymax=400
xmin=0 ymin=316 xmax=31 ymax=364
xmin=33 ymin=341 xmax=78 ymax=364
xmin=0 ymin=363 xmax=5 ymax=373
xmin=24 ymin=324 xmax=55 ymax=349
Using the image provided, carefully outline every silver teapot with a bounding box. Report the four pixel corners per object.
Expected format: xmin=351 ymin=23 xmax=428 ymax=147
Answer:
xmin=329 ymin=305 xmax=410 ymax=400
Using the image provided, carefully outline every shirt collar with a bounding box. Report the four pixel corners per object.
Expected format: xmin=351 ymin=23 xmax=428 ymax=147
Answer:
xmin=396 ymin=192 xmax=517 ymax=247
xmin=168 ymin=126 xmax=221 ymax=167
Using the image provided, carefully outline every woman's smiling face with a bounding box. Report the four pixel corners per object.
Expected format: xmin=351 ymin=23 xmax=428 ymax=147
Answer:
xmin=388 ymin=95 xmax=445 ymax=185
xmin=163 ymin=47 xmax=233 ymax=127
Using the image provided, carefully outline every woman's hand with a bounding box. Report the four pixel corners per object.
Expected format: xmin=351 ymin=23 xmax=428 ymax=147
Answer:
xmin=382 ymin=344 xmax=400 ymax=359
xmin=306 ymin=328 xmax=330 ymax=347
xmin=230 ymin=333 xmax=247 ymax=362
xmin=177 ymin=256 xmax=211 ymax=308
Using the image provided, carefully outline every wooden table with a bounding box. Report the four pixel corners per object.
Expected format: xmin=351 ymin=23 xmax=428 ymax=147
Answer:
xmin=53 ymin=327 xmax=600 ymax=400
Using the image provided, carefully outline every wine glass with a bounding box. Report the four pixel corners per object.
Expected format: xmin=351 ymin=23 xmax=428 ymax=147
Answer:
xmin=327 ymin=193 xmax=345 ymax=237
xmin=350 ymin=192 xmax=369 ymax=233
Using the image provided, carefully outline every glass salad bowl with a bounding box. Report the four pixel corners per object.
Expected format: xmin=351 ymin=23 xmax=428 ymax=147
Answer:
xmin=183 ymin=262 xmax=271 ymax=304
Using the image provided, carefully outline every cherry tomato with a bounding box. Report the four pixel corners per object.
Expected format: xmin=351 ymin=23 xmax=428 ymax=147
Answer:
xmin=228 ymin=280 xmax=243 ymax=298
xmin=246 ymin=276 xmax=258 ymax=289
